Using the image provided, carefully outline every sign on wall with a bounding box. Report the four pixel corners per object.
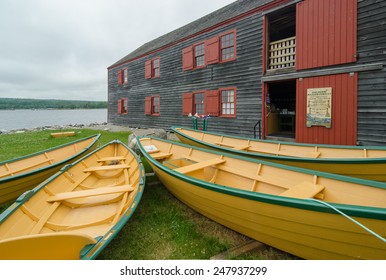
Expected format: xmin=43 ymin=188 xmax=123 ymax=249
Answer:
xmin=306 ymin=87 xmax=332 ymax=128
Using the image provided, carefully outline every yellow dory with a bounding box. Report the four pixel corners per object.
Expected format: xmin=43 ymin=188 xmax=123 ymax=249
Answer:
xmin=0 ymin=140 xmax=145 ymax=260
xmin=138 ymin=136 xmax=386 ymax=260
xmin=0 ymin=134 xmax=101 ymax=206
xmin=172 ymin=127 xmax=386 ymax=181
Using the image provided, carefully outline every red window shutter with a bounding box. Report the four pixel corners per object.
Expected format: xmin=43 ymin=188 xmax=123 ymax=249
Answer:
xmin=182 ymin=46 xmax=194 ymax=71
xmin=144 ymin=96 xmax=152 ymax=115
xmin=145 ymin=60 xmax=152 ymax=79
xmin=182 ymin=93 xmax=193 ymax=115
xmin=117 ymin=99 xmax=122 ymax=114
xmin=205 ymin=36 xmax=219 ymax=65
xmin=204 ymin=90 xmax=220 ymax=116
xmin=117 ymin=70 xmax=123 ymax=85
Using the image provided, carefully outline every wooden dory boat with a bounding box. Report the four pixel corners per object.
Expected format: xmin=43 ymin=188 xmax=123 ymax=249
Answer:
xmin=0 ymin=134 xmax=101 ymax=206
xmin=50 ymin=131 xmax=76 ymax=138
xmin=172 ymin=127 xmax=386 ymax=181
xmin=138 ymin=137 xmax=386 ymax=260
xmin=0 ymin=140 xmax=145 ymax=260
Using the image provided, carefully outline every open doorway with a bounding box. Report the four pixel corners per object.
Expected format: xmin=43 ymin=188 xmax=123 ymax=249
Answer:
xmin=266 ymin=80 xmax=296 ymax=140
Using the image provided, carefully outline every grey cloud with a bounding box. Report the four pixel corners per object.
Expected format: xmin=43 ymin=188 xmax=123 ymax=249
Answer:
xmin=0 ymin=0 xmax=235 ymax=101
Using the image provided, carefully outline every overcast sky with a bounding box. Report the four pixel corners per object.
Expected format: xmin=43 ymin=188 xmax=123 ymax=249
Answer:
xmin=0 ymin=0 xmax=235 ymax=101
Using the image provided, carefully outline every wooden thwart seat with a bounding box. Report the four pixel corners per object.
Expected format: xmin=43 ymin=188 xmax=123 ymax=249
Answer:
xmin=217 ymin=165 xmax=290 ymax=190
xmin=215 ymin=164 xmax=324 ymax=198
xmin=279 ymin=181 xmax=325 ymax=199
xmin=175 ymin=158 xmax=226 ymax=174
xmin=83 ymin=164 xmax=130 ymax=172
xmin=47 ymin=185 xmax=134 ymax=202
xmin=151 ymin=152 xmax=173 ymax=160
xmin=97 ymin=156 xmax=126 ymax=162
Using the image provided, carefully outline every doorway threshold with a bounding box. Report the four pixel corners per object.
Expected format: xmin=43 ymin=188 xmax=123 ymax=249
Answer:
xmin=266 ymin=133 xmax=296 ymax=143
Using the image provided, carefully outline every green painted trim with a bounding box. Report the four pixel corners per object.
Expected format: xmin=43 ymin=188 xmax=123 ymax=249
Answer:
xmin=138 ymin=136 xmax=386 ymax=221
xmin=171 ymin=126 xmax=386 ymax=164
xmin=0 ymin=134 xmax=101 ymax=184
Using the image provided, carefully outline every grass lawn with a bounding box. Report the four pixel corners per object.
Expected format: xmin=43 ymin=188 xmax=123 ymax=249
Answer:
xmin=0 ymin=128 xmax=297 ymax=260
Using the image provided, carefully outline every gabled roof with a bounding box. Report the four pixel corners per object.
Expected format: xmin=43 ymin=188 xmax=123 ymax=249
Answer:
xmin=108 ymin=0 xmax=275 ymax=69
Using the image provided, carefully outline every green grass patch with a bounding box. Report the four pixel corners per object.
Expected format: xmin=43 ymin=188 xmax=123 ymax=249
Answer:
xmin=0 ymin=128 xmax=296 ymax=260
xmin=0 ymin=129 xmax=129 ymax=162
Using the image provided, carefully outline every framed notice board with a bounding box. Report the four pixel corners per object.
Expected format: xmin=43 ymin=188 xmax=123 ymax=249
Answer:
xmin=306 ymin=87 xmax=332 ymax=128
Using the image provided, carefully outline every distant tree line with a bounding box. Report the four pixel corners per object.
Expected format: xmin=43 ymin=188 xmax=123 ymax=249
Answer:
xmin=0 ymin=98 xmax=107 ymax=110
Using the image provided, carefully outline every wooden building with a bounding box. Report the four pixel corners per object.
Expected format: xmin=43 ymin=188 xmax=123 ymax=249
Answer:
xmin=107 ymin=0 xmax=386 ymax=146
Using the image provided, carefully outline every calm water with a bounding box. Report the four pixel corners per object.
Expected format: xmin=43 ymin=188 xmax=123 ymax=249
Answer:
xmin=0 ymin=109 xmax=107 ymax=132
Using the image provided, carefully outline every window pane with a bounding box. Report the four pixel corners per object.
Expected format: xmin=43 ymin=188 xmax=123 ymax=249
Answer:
xmin=152 ymin=96 xmax=160 ymax=114
xmin=152 ymin=59 xmax=160 ymax=77
xmin=221 ymin=32 xmax=235 ymax=61
xmin=221 ymin=90 xmax=235 ymax=116
xmin=123 ymin=69 xmax=128 ymax=83
xmin=194 ymin=43 xmax=205 ymax=67
xmin=195 ymin=93 xmax=204 ymax=115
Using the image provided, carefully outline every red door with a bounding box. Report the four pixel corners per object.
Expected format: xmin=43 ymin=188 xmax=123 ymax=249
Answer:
xmin=296 ymin=0 xmax=357 ymax=70
xmin=296 ymin=73 xmax=358 ymax=145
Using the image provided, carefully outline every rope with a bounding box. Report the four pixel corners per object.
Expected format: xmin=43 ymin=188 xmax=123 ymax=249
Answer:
xmin=308 ymin=198 xmax=386 ymax=243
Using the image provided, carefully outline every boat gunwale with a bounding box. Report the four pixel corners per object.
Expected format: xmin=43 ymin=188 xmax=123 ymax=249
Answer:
xmin=138 ymin=136 xmax=386 ymax=221
xmin=0 ymin=139 xmax=146 ymax=260
xmin=171 ymin=126 xmax=386 ymax=164
xmin=0 ymin=134 xmax=101 ymax=184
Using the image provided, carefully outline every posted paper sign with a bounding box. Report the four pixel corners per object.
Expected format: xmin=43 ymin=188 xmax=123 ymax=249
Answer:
xmin=306 ymin=87 xmax=332 ymax=128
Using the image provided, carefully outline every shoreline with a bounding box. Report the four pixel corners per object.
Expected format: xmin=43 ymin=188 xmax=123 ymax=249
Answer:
xmin=0 ymin=122 xmax=179 ymax=142
xmin=0 ymin=122 xmax=125 ymax=134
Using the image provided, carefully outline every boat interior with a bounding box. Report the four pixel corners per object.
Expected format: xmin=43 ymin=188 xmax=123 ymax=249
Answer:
xmin=174 ymin=128 xmax=386 ymax=159
xmin=0 ymin=142 xmax=142 ymax=243
xmin=140 ymin=137 xmax=386 ymax=209
xmin=0 ymin=136 xmax=98 ymax=179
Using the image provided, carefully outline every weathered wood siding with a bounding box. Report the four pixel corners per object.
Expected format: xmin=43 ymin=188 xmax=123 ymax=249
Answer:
xmin=108 ymin=14 xmax=265 ymax=138
xmin=356 ymin=0 xmax=386 ymax=145
xmin=108 ymin=0 xmax=386 ymax=144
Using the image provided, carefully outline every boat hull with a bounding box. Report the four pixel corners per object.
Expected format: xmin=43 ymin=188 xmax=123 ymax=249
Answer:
xmin=173 ymin=129 xmax=386 ymax=181
xmin=138 ymin=136 xmax=386 ymax=260
xmin=0 ymin=134 xmax=100 ymax=205
xmin=0 ymin=140 xmax=145 ymax=260
xmin=151 ymin=163 xmax=386 ymax=259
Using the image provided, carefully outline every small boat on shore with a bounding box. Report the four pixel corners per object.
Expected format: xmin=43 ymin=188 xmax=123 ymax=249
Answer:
xmin=50 ymin=131 xmax=76 ymax=138
xmin=138 ymin=136 xmax=386 ymax=259
xmin=0 ymin=134 xmax=101 ymax=206
xmin=172 ymin=127 xmax=386 ymax=181
xmin=0 ymin=140 xmax=145 ymax=260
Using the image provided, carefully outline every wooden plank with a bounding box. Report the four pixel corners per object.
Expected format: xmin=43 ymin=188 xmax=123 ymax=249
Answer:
xmin=210 ymin=240 xmax=266 ymax=260
xmin=0 ymin=158 xmax=54 ymax=178
xmin=83 ymin=164 xmax=130 ymax=172
xmin=214 ymin=142 xmax=250 ymax=151
xmin=47 ymin=185 xmax=134 ymax=202
xmin=217 ymin=165 xmax=290 ymax=190
xmin=97 ymin=156 xmax=126 ymax=162
xmin=151 ymin=152 xmax=173 ymax=160
xmin=247 ymin=146 xmax=319 ymax=158
xmin=175 ymin=158 xmax=226 ymax=174
xmin=279 ymin=181 xmax=324 ymax=199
